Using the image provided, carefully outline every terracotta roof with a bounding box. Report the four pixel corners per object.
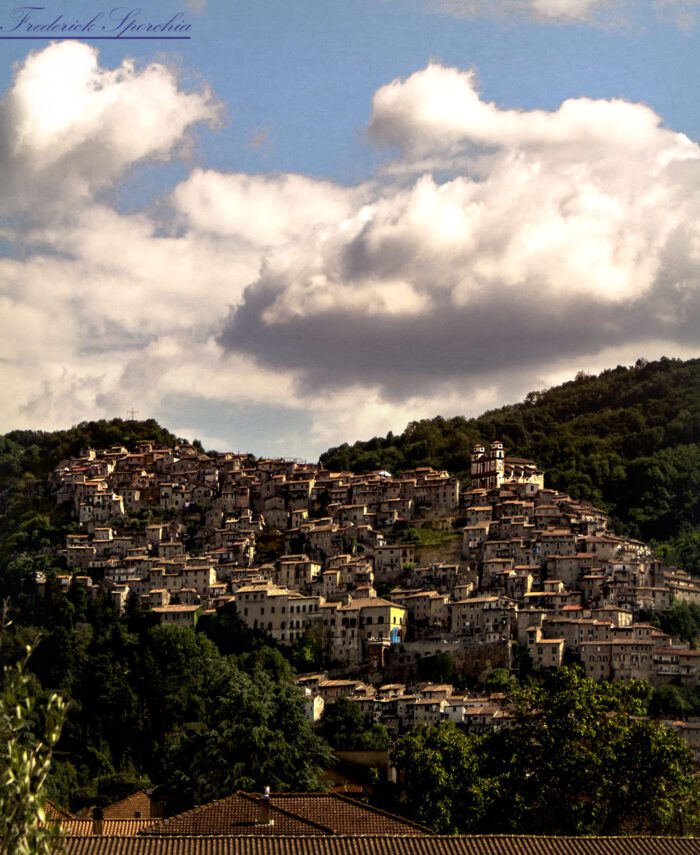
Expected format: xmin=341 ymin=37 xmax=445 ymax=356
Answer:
xmin=45 ymin=799 xmax=75 ymax=820
xmin=104 ymin=792 xmax=157 ymax=819
xmin=57 ymin=819 xmax=158 ymax=836
xmin=140 ymin=793 xmax=430 ymax=837
xmin=62 ymin=835 xmax=700 ymax=855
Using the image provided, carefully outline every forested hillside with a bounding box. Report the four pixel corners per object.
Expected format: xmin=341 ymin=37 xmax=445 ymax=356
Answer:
xmin=321 ymin=357 xmax=700 ymax=570
xmin=0 ymin=420 xmax=330 ymax=812
xmin=0 ymin=419 xmax=184 ymax=564
xmin=0 ymin=386 xmax=699 ymax=819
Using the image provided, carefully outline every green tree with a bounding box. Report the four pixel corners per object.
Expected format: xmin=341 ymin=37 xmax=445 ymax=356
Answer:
xmin=158 ymin=646 xmax=332 ymax=809
xmin=652 ymin=601 xmax=700 ymax=645
xmin=196 ymin=601 xmax=267 ymax=655
xmin=415 ymin=652 xmax=454 ymax=684
xmin=0 ymin=627 xmax=66 ymax=854
xmin=649 ymin=684 xmax=692 ymax=719
xmin=391 ymin=723 xmax=489 ymax=833
xmin=317 ymin=698 xmax=390 ymax=751
xmin=486 ymin=668 xmax=696 ymax=835
xmin=389 ymin=668 xmax=699 ymax=835
xmin=482 ymin=667 xmax=514 ymax=693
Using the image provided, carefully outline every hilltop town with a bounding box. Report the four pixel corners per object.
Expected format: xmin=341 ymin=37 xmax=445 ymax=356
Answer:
xmin=50 ymin=438 xmax=700 ymax=708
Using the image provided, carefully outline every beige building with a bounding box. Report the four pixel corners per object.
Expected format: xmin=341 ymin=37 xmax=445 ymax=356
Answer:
xmin=450 ymin=596 xmax=517 ymax=642
xmin=373 ymin=545 xmax=416 ymax=581
xmin=275 ymin=555 xmax=322 ymax=591
xmin=235 ymin=580 xmax=322 ymax=646
xmin=527 ymin=626 xmax=565 ymax=670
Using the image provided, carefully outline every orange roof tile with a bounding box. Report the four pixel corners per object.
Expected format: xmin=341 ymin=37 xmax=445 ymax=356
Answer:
xmin=140 ymin=792 xmax=430 ymax=837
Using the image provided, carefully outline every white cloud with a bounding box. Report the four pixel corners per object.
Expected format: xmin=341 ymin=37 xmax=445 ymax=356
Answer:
xmin=219 ymin=63 xmax=700 ymax=419
xmin=530 ymin=0 xmax=601 ymax=17
xmin=2 ymin=46 xmax=700 ymax=458
xmin=173 ymin=169 xmax=363 ymax=247
xmin=368 ymin=63 xmax=694 ymax=159
xmin=426 ymin=0 xmax=700 ymax=28
xmin=0 ymin=41 xmax=219 ymax=216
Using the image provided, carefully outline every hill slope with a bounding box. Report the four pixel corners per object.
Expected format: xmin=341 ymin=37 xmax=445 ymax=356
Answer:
xmin=320 ymin=357 xmax=700 ymax=565
xmin=0 ymin=418 xmax=184 ymax=562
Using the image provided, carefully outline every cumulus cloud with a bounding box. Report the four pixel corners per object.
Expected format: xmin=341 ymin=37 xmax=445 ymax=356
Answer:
xmin=218 ymin=63 xmax=700 ymax=412
xmin=0 ymin=44 xmax=242 ymax=437
xmin=368 ymin=63 xmax=696 ymax=162
xmin=3 ymin=45 xmax=700 ymax=458
xmin=0 ymin=43 xmax=386 ymax=454
xmin=173 ymin=169 xmax=364 ymax=247
xmin=0 ymin=41 xmax=219 ymax=217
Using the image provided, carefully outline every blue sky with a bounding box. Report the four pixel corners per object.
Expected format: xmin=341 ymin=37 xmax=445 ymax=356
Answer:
xmin=1 ymin=0 xmax=699 ymax=457
xmin=2 ymin=1 xmax=697 ymax=177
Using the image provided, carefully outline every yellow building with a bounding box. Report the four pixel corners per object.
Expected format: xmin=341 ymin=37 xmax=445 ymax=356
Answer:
xmin=322 ymin=596 xmax=407 ymax=664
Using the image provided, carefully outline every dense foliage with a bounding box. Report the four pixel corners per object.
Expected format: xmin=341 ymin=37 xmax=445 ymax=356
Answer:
xmin=388 ymin=667 xmax=699 ymax=836
xmin=0 ymin=625 xmax=66 ymax=854
xmin=0 ymin=586 xmax=331 ymax=813
xmin=321 ymin=357 xmax=700 ymax=566
xmin=317 ymin=698 xmax=390 ymax=751
xmin=652 ymin=601 xmax=700 ymax=646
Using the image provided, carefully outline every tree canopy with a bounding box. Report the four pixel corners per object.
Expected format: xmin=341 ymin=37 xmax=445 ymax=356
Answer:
xmin=0 ymin=587 xmax=331 ymax=813
xmin=0 ymin=621 xmax=66 ymax=854
xmin=317 ymin=698 xmax=390 ymax=751
xmin=389 ymin=667 xmax=699 ymax=836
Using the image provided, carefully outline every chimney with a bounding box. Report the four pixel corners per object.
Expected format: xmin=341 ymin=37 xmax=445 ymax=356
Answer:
xmin=257 ymin=786 xmax=272 ymax=825
xmin=92 ymin=807 xmax=104 ymax=836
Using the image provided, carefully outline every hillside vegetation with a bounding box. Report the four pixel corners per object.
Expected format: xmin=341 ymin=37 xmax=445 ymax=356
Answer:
xmin=0 ymin=419 xmax=184 ymax=563
xmin=0 ymin=420 xmax=330 ymax=812
xmin=321 ymin=357 xmax=700 ymax=569
xmin=0 ymin=377 xmax=699 ymax=816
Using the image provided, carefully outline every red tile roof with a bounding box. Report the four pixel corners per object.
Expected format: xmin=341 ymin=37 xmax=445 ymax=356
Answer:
xmin=62 ymin=835 xmax=700 ymax=855
xmin=140 ymin=793 xmax=430 ymax=837
xmin=54 ymin=820 xmax=158 ymax=836
xmin=45 ymin=800 xmax=75 ymax=820
xmin=104 ymin=792 xmax=158 ymax=819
